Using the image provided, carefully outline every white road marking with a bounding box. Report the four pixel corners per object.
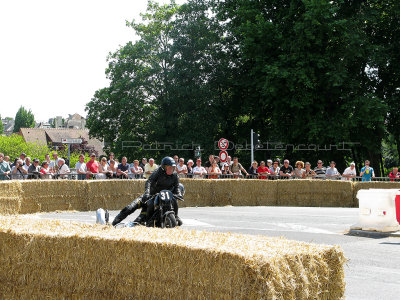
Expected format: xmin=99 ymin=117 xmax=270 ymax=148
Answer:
xmin=182 ymin=219 xmax=215 ymax=227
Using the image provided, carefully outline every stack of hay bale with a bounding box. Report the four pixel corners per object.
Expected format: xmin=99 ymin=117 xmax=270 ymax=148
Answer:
xmin=0 ymin=180 xmax=22 ymax=214
xmin=277 ymin=180 xmax=354 ymax=207
xmin=0 ymin=216 xmax=346 ymax=299
xmin=19 ymin=180 xmax=88 ymax=213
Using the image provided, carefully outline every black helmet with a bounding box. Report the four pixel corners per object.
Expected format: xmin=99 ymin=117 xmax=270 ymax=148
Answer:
xmin=161 ymin=157 xmax=176 ymax=171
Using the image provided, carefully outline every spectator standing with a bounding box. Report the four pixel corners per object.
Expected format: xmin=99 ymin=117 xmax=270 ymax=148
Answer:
xmin=40 ymin=161 xmax=52 ymax=179
xmin=130 ymin=160 xmax=143 ymax=179
xmin=267 ymin=160 xmax=273 ymax=170
xmin=293 ymin=161 xmax=305 ymax=179
xmin=221 ymin=163 xmax=233 ymax=178
xmin=325 ymin=161 xmax=341 ymax=179
xmin=226 ymin=156 xmax=233 ymax=167
xmin=248 ymin=161 xmax=258 ymax=178
xmin=11 ymin=159 xmax=27 ymax=179
xmin=360 ymin=160 xmax=375 ymax=182
xmin=28 ymin=158 xmax=41 ymax=179
xmin=342 ymin=162 xmax=357 ymax=181
xmin=97 ymin=157 xmax=111 ymax=179
xmin=304 ymin=162 xmax=316 ymax=179
xmin=57 ymin=159 xmax=70 ymax=179
xmin=0 ymin=153 xmax=11 ymax=180
xmin=269 ymin=160 xmax=280 ymax=178
xmin=208 ymin=160 xmax=221 ymax=179
xmin=144 ymin=158 xmax=158 ymax=178
xmin=389 ymin=167 xmax=400 ymax=182
xmin=173 ymin=155 xmax=179 ymax=165
xmin=23 ymin=157 xmax=31 ymax=178
xmin=176 ymin=158 xmax=188 ymax=178
xmin=44 ymin=154 xmax=51 ymax=165
xmin=75 ymin=154 xmax=88 ymax=180
xmin=257 ymin=161 xmax=271 ymax=179
xmin=19 ymin=153 xmax=27 ymax=165
xmin=86 ymin=153 xmax=99 ymax=179
xmin=280 ymin=160 xmax=294 ymax=178
xmin=109 ymin=160 xmax=117 ymax=178
xmin=204 ymin=154 xmax=215 ymax=172
xmin=117 ymin=157 xmax=130 ymax=179
xmin=4 ymin=156 xmax=11 ymax=169
xmin=139 ymin=158 xmax=147 ymax=171
xmin=187 ymin=159 xmax=194 ymax=178
xmin=231 ymin=157 xmax=249 ymax=178
xmin=107 ymin=152 xmax=115 ymax=165
xmin=192 ymin=158 xmax=207 ymax=178
xmin=314 ymin=160 xmax=326 ymax=178
xmin=49 ymin=152 xmax=60 ymax=173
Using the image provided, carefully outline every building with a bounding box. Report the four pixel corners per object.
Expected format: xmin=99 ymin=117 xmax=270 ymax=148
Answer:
xmin=1 ymin=118 xmax=15 ymax=136
xmin=18 ymin=128 xmax=105 ymax=155
xmin=52 ymin=113 xmax=86 ymax=129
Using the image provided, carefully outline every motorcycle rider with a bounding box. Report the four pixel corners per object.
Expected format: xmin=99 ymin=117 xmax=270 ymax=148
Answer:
xmin=112 ymin=156 xmax=183 ymax=226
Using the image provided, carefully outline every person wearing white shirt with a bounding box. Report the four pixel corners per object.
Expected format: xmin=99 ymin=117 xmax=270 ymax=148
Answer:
xmin=325 ymin=161 xmax=341 ymax=179
xmin=176 ymin=158 xmax=188 ymax=178
xmin=341 ymin=162 xmax=357 ymax=181
xmin=23 ymin=157 xmax=31 ymax=179
xmin=75 ymin=154 xmax=88 ymax=180
xmin=57 ymin=158 xmax=70 ymax=179
xmin=192 ymin=158 xmax=207 ymax=179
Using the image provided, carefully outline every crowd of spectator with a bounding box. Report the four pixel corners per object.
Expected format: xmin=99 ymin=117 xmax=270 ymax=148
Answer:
xmin=0 ymin=151 xmax=398 ymax=182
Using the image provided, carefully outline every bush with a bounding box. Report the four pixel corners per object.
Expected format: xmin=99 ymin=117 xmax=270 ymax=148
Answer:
xmin=0 ymin=134 xmax=51 ymax=162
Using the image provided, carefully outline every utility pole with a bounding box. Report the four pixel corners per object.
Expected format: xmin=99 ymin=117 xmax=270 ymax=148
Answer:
xmin=251 ymin=129 xmax=254 ymax=165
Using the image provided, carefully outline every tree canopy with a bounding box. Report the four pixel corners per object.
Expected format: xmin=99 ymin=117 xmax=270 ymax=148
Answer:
xmin=13 ymin=106 xmax=35 ymax=133
xmin=86 ymin=0 xmax=400 ymax=174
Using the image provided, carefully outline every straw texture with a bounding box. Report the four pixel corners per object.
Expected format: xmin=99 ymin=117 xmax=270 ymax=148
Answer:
xmin=0 ymin=181 xmax=22 ymax=215
xmin=3 ymin=179 xmax=400 ymax=214
xmin=0 ymin=216 xmax=346 ymax=299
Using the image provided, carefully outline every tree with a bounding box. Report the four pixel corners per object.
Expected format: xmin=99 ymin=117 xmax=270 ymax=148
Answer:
xmin=13 ymin=106 xmax=35 ymax=133
xmin=0 ymin=115 xmax=4 ymax=134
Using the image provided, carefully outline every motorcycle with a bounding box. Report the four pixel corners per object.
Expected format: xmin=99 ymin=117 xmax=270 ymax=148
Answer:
xmin=96 ymin=184 xmax=185 ymax=229
xmin=146 ymin=189 xmax=179 ymax=228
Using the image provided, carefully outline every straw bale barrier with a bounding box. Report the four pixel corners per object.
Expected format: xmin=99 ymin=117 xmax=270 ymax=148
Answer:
xmin=86 ymin=179 xmax=145 ymax=211
xmin=19 ymin=180 xmax=88 ymax=214
xmin=276 ymin=180 xmax=354 ymax=207
xmin=0 ymin=216 xmax=346 ymax=299
xmin=4 ymin=179 xmax=400 ymax=215
xmin=0 ymin=181 xmax=22 ymax=215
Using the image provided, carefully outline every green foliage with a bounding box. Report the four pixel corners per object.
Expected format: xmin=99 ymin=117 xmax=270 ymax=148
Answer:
xmin=85 ymin=0 xmax=400 ymax=173
xmin=0 ymin=134 xmax=51 ymax=162
xmin=13 ymin=106 xmax=35 ymax=133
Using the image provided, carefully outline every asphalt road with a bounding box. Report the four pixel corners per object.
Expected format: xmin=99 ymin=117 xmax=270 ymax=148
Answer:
xmin=31 ymin=206 xmax=400 ymax=300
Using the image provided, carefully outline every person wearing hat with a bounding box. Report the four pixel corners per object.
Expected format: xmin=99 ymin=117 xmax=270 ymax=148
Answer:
xmin=192 ymin=158 xmax=207 ymax=179
xmin=342 ymin=162 xmax=357 ymax=181
xmin=28 ymin=158 xmax=41 ymax=179
xmin=186 ymin=159 xmax=194 ymax=178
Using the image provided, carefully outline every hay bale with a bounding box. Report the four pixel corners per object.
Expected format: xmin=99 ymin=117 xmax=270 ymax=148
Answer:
xmin=276 ymin=180 xmax=353 ymax=207
xmin=86 ymin=179 xmax=145 ymax=211
xmin=0 ymin=180 xmax=22 ymax=214
xmin=179 ymin=178 xmax=214 ymax=207
xmin=19 ymin=180 xmax=88 ymax=213
xmin=0 ymin=216 xmax=346 ymax=299
xmin=353 ymin=182 xmax=400 ymax=206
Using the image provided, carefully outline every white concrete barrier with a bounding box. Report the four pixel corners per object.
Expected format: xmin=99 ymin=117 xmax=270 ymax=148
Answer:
xmin=351 ymin=189 xmax=400 ymax=232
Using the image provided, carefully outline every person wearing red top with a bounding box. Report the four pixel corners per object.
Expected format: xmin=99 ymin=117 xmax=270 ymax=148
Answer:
xmin=85 ymin=153 xmax=99 ymax=179
xmin=389 ymin=167 xmax=400 ymax=182
xmin=257 ymin=161 xmax=271 ymax=179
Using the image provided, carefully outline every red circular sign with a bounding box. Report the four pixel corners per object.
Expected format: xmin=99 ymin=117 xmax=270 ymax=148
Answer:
xmin=218 ymin=138 xmax=229 ymax=150
xmin=219 ymin=150 xmax=228 ymax=162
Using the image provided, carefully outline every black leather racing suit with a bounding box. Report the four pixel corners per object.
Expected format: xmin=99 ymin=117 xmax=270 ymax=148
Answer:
xmin=112 ymin=167 xmax=182 ymax=226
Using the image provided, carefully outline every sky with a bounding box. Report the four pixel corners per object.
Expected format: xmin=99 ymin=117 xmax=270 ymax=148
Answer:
xmin=0 ymin=0 xmax=183 ymax=122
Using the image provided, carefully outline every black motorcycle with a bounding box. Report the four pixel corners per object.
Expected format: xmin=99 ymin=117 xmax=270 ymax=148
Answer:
xmin=146 ymin=190 xmax=178 ymax=228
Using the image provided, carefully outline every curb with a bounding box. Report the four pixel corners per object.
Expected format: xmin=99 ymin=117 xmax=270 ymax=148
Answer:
xmin=347 ymin=229 xmax=400 ymax=238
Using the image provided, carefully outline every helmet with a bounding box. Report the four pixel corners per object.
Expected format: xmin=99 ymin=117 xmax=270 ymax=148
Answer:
xmin=179 ymin=183 xmax=185 ymax=196
xmin=161 ymin=157 xmax=176 ymax=171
